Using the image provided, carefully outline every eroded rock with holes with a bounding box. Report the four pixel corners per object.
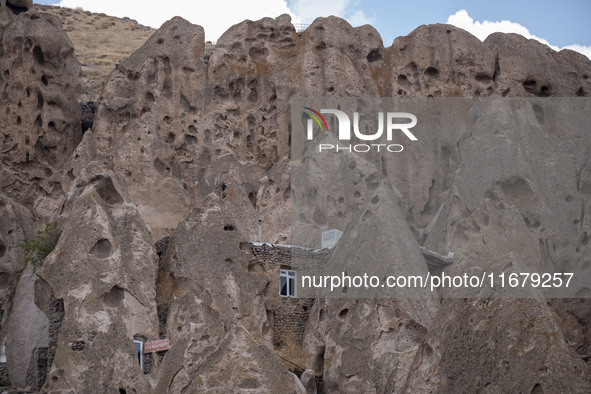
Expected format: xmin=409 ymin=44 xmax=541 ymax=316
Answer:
xmin=2 ymin=6 xmax=591 ymax=391
xmin=91 ymin=15 xmax=387 ymax=242
xmin=0 ymin=0 xmax=32 ymax=25
xmin=80 ymin=12 xmax=591 ymax=393
xmin=0 ymin=194 xmax=35 ymax=302
xmin=152 ymin=159 xmax=301 ymax=392
xmin=36 ymin=155 xmax=158 ymax=392
xmin=303 ymin=298 xmax=438 ymax=393
xmin=0 ymin=3 xmax=81 ymax=206
xmin=413 ymin=297 xmax=591 ymax=393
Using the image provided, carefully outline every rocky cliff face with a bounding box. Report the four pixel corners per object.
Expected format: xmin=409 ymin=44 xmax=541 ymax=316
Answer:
xmin=1 ymin=2 xmax=591 ymax=393
xmin=0 ymin=0 xmax=81 ymax=388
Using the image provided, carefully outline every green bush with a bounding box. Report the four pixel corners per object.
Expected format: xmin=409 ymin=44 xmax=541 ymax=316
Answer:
xmin=19 ymin=221 xmax=60 ymax=273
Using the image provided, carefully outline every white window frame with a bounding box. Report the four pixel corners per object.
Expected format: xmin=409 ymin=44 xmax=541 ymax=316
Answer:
xmin=280 ymin=269 xmax=297 ymax=298
xmin=134 ymin=340 xmax=144 ymax=370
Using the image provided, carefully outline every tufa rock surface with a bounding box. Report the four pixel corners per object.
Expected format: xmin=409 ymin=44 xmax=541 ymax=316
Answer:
xmin=37 ymin=147 xmax=159 ymax=393
xmin=0 ymin=2 xmax=81 ymax=207
xmin=0 ymin=4 xmax=590 ymax=393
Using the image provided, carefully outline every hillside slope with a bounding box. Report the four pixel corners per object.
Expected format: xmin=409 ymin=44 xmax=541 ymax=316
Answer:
xmin=38 ymin=5 xmax=155 ymax=101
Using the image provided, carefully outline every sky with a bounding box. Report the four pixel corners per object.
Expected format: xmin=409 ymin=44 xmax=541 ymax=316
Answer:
xmin=34 ymin=0 xmax=591 ymax=59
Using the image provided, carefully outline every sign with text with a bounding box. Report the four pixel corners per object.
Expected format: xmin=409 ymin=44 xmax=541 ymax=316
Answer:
xmin=291 ymin=97 xmax=591 ymax=298
xmin=144 ymin=338 xmax=169 ymax=353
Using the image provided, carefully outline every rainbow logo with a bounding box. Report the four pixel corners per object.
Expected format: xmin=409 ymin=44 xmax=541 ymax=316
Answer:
xmin=303 ymin=107 xmax=329 ymax=132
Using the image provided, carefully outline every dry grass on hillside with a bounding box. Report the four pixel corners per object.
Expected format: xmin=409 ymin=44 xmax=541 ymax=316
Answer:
xmin=38 ymin=5 xmax=155 ymax=101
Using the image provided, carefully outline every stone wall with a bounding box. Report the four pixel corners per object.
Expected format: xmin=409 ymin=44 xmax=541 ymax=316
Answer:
xmin=0 ymin=362 xmax=9 ymax=387
xmin=25 ymin=297 xmax=63 ymax=391
xmin=272 ymin=297 xmax=314 ymax=349
xmin=47 ymin=297 xmax=64 ymax=378
xmin=25 ymin=346 xmax=48 ymax=390
xmin=250 ymin=243 xmax=332 ymax=271
xmin=250 ymin=243 xmax=332 ymax=371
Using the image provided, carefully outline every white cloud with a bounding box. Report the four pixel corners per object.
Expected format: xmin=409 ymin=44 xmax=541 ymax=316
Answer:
xmin=563 ymin=44 xmax=591 ymax=61
xmin=57 ymin=0 xmax=297 ymax=41
xmin=447 ymin=9 xmax=591 ymax=60
xmin=347 ymin=9 xmax=372 ymax=27
xmin=289 ymin=0 xmax=347 ymax=23
xmin=289 ymin=0 xmax=373 ymax=26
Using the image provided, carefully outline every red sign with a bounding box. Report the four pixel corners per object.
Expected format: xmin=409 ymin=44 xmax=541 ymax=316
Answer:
xmin=144 ymin=338 xmax=169 ymax=353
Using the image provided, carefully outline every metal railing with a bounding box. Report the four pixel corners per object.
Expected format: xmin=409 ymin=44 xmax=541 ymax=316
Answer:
xmin=293 ymin=23 xmax=309 ymax=33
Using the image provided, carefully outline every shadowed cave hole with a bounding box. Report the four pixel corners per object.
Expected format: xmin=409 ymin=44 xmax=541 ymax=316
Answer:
xmin=37 ymin=91 xmax=44 ymax=110
xmin=540 ymin=85 xmax=550 ymax=96
xmin=530 ymin=383 xmax=543 ymax=394
xmin=475 ymin=73 xmax=492 ymax=82
xmin=248 ymin=191 xmax=257 ymax=209
xmin=533 ymin=104 xmax=544 ymax=124
xmin=366 ymin=49 xmax=382 ymax=63
xmin=92 ymin=176 xmax=124 ymax=205
xmin=6 ymin=1 xmax=28 ymax=15
xmin=523 ymin=217 xmax=540 ymax=229
xmin=500 ymin=177 xmax=533 ymax=200
xmin=397 ymin=74 xmax=412 ymax=90
xmin=523 ymin=79 xmax=551 ymax=97
xmin=0 ymin=272 xmax=9 ymax=287
xmin=523 ymin=79 xmax=537 ymax=89
xmin=153 ymin=158 xmax=170 ymax=177
xmin=424 ymin=67 xmax=440 ymax=78
xmin=103 ymin=285 xmax=124 ymax=308
xmin=314 ymin=346 xmax=325 ymax=376
xmin=89 ymin=239 xmax=113 ymax=259
xmin=32 ymin=46 xmax=46 ymax=65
